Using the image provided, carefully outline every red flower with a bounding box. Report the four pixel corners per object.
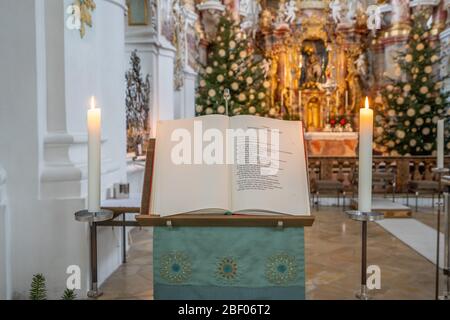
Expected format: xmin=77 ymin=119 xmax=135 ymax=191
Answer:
xmin=330 ymin=119 xmax=337 ymax=126
xmin=340 ymin=118 xmax=347 ymax=126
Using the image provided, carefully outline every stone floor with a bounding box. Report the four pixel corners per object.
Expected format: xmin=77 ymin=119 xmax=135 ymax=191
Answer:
xmin=98 ymin=206 xmax=447 ymax=300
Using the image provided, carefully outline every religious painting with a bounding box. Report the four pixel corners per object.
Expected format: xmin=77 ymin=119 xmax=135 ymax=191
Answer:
xmin=127 ymin=0 xmax=148 ymax=26
xmin=299 ymin=40 xmax=328 ymax=89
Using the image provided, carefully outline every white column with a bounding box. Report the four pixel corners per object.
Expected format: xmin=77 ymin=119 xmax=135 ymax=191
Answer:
xmin=440 ymin=26 xmax=450 ymax=95
xmin=125 ymin=0 xmax=176 ymax=137
xmin=0 ymin=166 xmax=11 ymax=299
xmin=0 ymin=0 xmax=127 ymax=298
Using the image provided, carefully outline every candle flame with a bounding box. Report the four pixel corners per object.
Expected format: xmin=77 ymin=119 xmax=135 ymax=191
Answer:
xmin=90 ymin=96 xmax=96 ymax=110
xmin=365 ymin=96 xmax=370 ymax=109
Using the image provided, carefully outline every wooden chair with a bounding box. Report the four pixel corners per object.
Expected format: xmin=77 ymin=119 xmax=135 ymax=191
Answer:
xmin=311 ymin=179 xmax=346 ymax=210
xmin=406 ymin=180 xmax=439 ymax=211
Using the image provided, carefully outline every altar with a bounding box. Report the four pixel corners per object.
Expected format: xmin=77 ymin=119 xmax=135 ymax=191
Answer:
xmin=305 ymin=132 xmax=359 ymax=157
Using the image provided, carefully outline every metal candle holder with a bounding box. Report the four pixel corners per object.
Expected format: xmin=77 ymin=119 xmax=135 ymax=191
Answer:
xmin=442 ymin=175 xmax=450 ymax=300
xmin=431 ymin=167 xmax=450 ymax=300
xmin=74 ymin=209 xmax=114 ymax=298
xmin=346 ymin=210 xmax=384 ymax=300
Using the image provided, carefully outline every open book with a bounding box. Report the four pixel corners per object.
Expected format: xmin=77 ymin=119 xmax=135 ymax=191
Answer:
xmin=150 ymin=115 xmax=310 ymax=217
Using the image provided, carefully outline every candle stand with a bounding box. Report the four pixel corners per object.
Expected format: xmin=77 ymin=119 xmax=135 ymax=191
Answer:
xmin=346 ymin=210 xmax=384 ymax=300
xmin=432 ymin=168 xmax=450 ymax=300
xmin=75 ymin=209 xmax=114 ymax=298
xmin=441 ymin=176 xmax=450 ymax=300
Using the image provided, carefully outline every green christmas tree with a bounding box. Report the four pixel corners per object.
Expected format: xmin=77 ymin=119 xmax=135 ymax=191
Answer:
xmin=29 ymin=274 xmax=47 ymax=300
xmin=61 ymin=288 xmax=77 ymax=300
xmin=195 ymin=11 xmax=270 ymax=117
xmin=375 ymin=10 xmax=450 ymax=156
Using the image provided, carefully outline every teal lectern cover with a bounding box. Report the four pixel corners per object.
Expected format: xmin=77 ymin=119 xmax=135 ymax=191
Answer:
xmin=153 ymin=227 xmax=305 ymax=300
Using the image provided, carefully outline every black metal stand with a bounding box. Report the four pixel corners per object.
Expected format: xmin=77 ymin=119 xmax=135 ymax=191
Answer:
xmin=88 ymin=222 xmax=101 ymax=298
xmin=432 ymin=168 xmax=449 ymax=300
xmin=439 ymin=174 xmax=450 ymax=300
xmin=122 ymin=213 xmax=127 ymax=264
xmin=346 ymin=210 xmax=384 ymax=300
xmin=74 ymin=209 xmax=113 ymax=298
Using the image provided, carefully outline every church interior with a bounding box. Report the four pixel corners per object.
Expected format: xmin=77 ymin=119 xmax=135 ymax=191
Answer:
xmin=1 ymin=0 xmax=450 ymax=301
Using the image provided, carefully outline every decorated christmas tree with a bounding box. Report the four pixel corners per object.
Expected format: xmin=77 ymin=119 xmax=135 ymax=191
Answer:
xmin=195 ymin=11 xmax=270 ymax=117
xmin=375 ymin=10 xmax=450 ymax=156
xmin=125 ymin=50 xmax=150 ymax=154
xmin=29 ymin=273 xmax=47 ymax=300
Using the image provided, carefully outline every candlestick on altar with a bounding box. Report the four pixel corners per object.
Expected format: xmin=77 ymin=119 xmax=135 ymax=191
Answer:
xmin=224 ymin=88 xmax=230 ymax=116
xmin=345 ymin=90 xmax=349 ymax=110
xmin=298 ymin=90 xmax=303 ymax=121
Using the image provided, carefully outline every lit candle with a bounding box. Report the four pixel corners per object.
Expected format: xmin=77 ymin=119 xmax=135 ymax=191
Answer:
xmin=437 ymin=119 xmax=444 ymax=168
xmin=87 ymin=96 xmax=101 ymax=212
xmin=358 ymin=97 xmax=374 ymax=212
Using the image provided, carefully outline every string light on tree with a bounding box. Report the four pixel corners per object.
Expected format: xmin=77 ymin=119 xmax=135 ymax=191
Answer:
xmin=374 ymin=9 xmax=450 ymax=156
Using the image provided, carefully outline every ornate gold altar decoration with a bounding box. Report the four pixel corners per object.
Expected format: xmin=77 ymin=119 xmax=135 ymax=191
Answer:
xmin=258 ymin=0 xmax=369 ymax=131
xmin=75 ymin=0 xmax=96 ymax=38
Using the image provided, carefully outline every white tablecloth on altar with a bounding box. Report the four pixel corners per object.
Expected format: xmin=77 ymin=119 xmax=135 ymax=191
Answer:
xmin=304 ymin=132 xmax=358 ymax=141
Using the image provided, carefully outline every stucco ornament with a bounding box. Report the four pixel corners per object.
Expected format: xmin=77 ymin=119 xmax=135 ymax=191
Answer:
xmin=66 ymin=0 xmax=96 ymax=38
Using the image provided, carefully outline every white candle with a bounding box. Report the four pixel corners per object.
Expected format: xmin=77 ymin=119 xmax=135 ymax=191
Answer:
xmin=87 ymin=96 xmax=101 ymax=212
xmin=437 ymin=119 xmax=444 ymax=168
xmin=358 ymin=97 xmax=374 ymax=212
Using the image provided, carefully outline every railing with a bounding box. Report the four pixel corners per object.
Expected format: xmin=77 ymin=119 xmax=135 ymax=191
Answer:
xmin=308 ymin=156 xmax=450 ymax=193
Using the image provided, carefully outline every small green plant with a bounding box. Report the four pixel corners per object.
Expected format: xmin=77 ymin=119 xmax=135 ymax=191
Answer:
xmin=29 ymin=273 xmax=47 ymax=300
xmin=61 ymin=288 xmax=77 ymax=300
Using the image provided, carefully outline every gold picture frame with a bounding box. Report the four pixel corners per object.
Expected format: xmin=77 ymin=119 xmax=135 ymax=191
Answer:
xmin=127 ymin=0 xmax=149 ymax=26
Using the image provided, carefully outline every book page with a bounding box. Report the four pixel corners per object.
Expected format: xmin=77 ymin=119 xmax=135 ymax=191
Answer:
xmin=152 ymin=115 xmax=231 ymax=216
xmin=229 ymin=116 xmax=310 ymax=216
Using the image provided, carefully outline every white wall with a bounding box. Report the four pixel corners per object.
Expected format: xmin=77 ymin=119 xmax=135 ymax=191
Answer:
xmin=0 ymin=0 xmax=127 ymax=299
xmin=0 ymin=166 xmax=11 ymax=299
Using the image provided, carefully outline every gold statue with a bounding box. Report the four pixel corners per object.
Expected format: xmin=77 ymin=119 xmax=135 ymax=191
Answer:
xmin=260 ymin=9 xmax=273 ymax=32
xmin=306 ymin=97 xmax=321 ymax=130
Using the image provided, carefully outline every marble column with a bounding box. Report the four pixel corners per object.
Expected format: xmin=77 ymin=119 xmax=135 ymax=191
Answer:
xmin=174 ymin=5 xmax=199 ymax=119
xmin=391 ymin=0 xmax=411 ymax=31
xmin=440 ymin=2 xmax=450 ymax=94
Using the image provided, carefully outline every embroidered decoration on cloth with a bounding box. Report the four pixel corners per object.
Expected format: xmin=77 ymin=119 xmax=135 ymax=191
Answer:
xmin=265 ymin=253 xmax=298 ymax=285
xmin=153 ymin=227 xmax=306 ymax=299
xmin=159 ymin=252 xmax=192 ymax=284
xmin=216 ymin=257 xmax=239 ymax=282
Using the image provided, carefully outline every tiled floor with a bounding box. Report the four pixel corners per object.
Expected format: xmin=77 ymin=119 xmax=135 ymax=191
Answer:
xmin=98 ymin=207 xmax=447 ymax=300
